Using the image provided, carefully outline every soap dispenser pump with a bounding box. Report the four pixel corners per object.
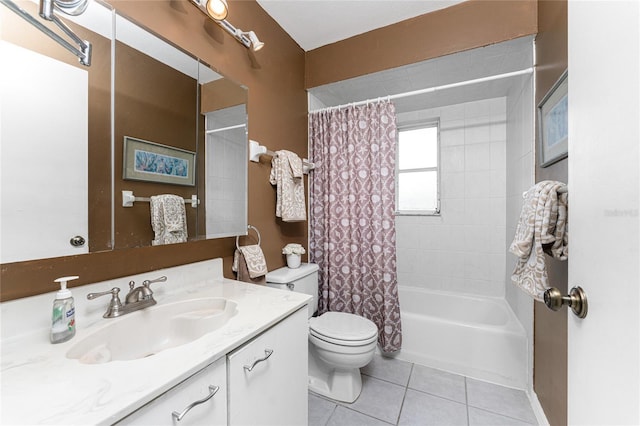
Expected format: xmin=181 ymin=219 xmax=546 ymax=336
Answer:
xmin=50 ymin=276 xmax=78 ymax=344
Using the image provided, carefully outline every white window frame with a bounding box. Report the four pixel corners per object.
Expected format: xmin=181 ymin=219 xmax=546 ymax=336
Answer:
xmin=395 ymin=120 xmax=441 ymax=216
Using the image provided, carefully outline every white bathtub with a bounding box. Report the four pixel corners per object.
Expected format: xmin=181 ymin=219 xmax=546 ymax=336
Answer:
xmin=393 ymin=286 xmax=527 ymax=389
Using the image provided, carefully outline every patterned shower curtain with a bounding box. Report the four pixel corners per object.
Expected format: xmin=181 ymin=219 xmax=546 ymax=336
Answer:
xmin=309 ymin=100 xmax=402 ymax=353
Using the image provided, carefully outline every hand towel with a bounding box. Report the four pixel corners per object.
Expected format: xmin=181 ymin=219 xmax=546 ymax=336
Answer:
xmin=232 ymin=244 xmax=268 ymax=284
xmin=150 ymin=194 xmax=188 ymax=246
xmin=509 ymin=181 xmax=568 ymax=301
xmin=269 ymin=150 xmax=306 ymax=222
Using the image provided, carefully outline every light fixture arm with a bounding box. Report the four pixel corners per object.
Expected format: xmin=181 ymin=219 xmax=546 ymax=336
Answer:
xmin=0 ymin=0 xmax=91 ymax=66
xmin=188 ymin=0 xmax=262 ymax=51
xmin=217 ymin=19 xmax=251 ymax=49
xmin=39 ymin=0 xmax=92 ymax=65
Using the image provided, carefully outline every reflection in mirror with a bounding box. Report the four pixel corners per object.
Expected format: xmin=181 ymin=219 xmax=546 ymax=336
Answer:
xmin=200 ymin=70 xmax=248 ymax=238
xmin=0 ymin=0 xmax=113 ymax=263
xmin=114 ymin=14 xmax=248 ymax=248
xmin=114 ymin=13 xmax=200 ymax=249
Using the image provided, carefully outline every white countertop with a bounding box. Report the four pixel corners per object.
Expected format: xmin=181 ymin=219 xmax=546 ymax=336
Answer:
xmin=0 ymin=259 xmax=310 ymax=425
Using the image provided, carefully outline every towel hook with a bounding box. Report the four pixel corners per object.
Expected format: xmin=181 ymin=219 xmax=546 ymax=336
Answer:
xmin=236 ymin=225 xmax=261 ymax=250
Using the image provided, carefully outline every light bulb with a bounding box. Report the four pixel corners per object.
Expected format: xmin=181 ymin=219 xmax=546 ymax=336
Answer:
xmin=206 ymin=0 xmax=228 ymax=20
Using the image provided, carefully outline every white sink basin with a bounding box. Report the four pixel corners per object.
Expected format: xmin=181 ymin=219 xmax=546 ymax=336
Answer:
xmin=66 ymin=298 xmax=237 ymax=364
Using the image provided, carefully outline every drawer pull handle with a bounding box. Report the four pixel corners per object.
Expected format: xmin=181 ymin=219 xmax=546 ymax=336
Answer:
xmin=171 ymin=385 xmax=220 ymax=422
xmin=243 ymin=349 xmax=274 ymax=372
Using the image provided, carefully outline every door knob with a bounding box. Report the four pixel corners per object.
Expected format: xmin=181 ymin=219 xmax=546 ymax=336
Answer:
xmin=69 ymin=235 xmax=86 ymax=247
xmin=543 ymin=286 xmax=588 ymax=318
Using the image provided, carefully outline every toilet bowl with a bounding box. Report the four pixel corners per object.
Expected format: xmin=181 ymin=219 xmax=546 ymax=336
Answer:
xmin=266 ymin=264 xmax=378 ymax=403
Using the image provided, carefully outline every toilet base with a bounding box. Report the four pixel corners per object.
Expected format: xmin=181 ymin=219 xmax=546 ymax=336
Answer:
xmin=308 ymin=344 xmax=367 ymax=403
xmin=308 ymin=366 xmax=363 ymax=403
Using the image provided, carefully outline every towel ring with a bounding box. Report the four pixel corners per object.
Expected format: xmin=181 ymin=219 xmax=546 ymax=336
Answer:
xmin=236 ymin=225 xmax=261 ymax=250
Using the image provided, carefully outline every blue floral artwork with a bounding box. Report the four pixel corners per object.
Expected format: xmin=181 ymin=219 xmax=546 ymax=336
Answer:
xmin=134 ymin=149 xmax=189 ymax=178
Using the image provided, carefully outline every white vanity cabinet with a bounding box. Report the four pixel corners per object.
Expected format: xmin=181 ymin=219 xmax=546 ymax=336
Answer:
xmin=116 ymin=357 xmax=227 ymax=426
xmin=227 ymin=307 xmax=308 ymax=426
xmin=115 ymin=306 xmax=308 ymax=426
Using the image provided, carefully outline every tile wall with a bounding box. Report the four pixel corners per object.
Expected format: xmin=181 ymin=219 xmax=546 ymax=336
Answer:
xmin=395 ymin=98 xmax=507 ymax=297
xmin=505 ymin=75 xmax=535 ymax=388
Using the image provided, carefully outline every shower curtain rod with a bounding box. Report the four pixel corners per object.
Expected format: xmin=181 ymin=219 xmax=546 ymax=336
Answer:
xmin=310 ymin=67 xmax=535 ymax=113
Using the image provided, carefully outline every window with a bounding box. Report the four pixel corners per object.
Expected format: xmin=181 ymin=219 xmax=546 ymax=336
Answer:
xmin=396 ymin=123 xmax=440 ymax=215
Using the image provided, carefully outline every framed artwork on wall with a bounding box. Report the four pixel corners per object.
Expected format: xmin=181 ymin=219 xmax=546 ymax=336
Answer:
xmin=123 ymin=136 xmax=196 ymax=186
xmin=538 ymin=70 xmax=568 ymax=168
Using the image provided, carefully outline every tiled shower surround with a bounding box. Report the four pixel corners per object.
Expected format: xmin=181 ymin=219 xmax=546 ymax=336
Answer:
xmin=395 ymin=97 xmax=507 ymax=298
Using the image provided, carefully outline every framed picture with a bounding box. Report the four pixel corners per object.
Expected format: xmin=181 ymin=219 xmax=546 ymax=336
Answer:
xmin=123 ymin=136 xmax=196 ymax=186
xmin=538 ymin=70 xmax=568 ymax=167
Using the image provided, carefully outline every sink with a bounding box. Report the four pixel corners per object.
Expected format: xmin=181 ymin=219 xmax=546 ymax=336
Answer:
xmin=66 ymin=298 xmax=237 ymax=364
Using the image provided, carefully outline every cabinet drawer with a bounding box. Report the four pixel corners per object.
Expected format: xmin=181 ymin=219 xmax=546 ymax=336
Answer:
xmin=116 ymin=357 xmax=227 ymax=426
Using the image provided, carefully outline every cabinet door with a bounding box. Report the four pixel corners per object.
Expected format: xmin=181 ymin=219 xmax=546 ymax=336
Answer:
xmin=117 ymin=357 xmax=227 ymax=426
xmin=227 ymin=308 xmax=308 ymax=426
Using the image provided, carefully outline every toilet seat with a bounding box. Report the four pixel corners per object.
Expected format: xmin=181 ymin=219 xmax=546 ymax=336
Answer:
xmin=309 ymin=312 xmax=378 ymax=346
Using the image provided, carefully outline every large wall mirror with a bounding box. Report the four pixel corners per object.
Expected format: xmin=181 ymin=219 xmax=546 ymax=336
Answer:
xmin=0 ymin=0 xmax=248 ymax=264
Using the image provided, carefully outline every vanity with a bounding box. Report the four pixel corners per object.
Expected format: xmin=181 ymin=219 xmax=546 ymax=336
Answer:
xmin=0 ymin=259 xmax=310 ymax=425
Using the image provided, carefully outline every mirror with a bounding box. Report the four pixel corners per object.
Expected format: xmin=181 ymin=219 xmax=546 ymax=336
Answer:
xmin=113 ymin=13 xmax=248 ymax=248
xmin=0 ymin=1 xmax=248 ymax=263
xmin=0 ymin=0 xmax=113 ymax=262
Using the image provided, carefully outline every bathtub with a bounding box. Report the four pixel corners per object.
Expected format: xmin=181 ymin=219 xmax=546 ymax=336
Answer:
xmin=392 ymin=286 xmax=527 ymax=389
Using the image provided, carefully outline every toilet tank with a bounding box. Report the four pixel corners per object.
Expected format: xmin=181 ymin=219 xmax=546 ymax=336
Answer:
xmin=266 ymin=263 xmax=319 ymax=318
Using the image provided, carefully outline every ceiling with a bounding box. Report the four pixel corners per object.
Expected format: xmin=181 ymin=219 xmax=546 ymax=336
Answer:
xmin=255 ymin=0 xmax=467 ymax=51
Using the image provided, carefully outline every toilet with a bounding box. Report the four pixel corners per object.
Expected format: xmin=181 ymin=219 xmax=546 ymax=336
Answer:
xmin=266 ymin=263 xmax=378 ymax=403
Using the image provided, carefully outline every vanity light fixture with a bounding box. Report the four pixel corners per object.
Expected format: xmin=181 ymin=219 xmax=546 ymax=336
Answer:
xmin=239 ymin=30 xmax=264 ymax=51
xmin=189 ymin=0 xmax=264 ymax=52
xmin=190 ymin=0 xmax=228 ymax=21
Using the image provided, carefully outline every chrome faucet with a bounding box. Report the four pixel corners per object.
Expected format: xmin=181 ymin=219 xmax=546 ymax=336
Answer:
xmin=87 ymin=276 xmax=167 ymax=318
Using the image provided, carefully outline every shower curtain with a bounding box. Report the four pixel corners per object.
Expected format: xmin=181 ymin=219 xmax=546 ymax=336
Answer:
xmin=309 ymin=100 xmax=402 ymax=352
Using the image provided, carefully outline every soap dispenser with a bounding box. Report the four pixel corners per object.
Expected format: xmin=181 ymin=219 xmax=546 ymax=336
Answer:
xmin=50 ymin=276 xmax=78 ymax=344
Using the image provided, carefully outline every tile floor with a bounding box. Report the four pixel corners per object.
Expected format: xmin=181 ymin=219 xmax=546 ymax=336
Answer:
xmin=309 ymin=354 xmax=538 ymax=426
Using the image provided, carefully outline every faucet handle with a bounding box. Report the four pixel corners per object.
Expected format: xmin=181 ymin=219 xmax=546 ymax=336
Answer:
xmin=87 ymin=287 xmax=120 ymax=300
xmin=87 ymin=287 xmax=124 ymax=318
xmin=135 ymin=276 xmax=166 ymax=301
xmin=142 ymin=275 xmax=167 ymax=288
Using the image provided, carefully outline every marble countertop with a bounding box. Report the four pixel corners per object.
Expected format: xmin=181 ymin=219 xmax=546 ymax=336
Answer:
xmin=0 ymin=259 xmax=310 ymax=425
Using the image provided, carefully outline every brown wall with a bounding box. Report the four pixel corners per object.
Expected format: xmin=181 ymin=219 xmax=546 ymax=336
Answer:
xmin=534 ymin=1 xmax=569 ymax=425
xmin=305 ymin=0 xmax=537 ymax=89
xmin=1 ymin=0 xmax=308 ymax=301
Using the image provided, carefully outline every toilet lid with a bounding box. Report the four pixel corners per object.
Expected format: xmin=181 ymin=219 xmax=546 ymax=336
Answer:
xmin=309 ymin=312 xmax=378 ymax=343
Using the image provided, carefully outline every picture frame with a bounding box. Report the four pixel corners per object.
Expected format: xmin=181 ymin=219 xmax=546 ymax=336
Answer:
xmin=123 ymin=136 xmax=196 ymax=186
xmin=538 ymin=70 xmax=568 ymax=167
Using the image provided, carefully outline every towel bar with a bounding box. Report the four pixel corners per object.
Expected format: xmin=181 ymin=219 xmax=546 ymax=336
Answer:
xmin=249 ymin=140 xmax=315 ymax=173
xmin=122 ymin=190 xmax=199 ymax=208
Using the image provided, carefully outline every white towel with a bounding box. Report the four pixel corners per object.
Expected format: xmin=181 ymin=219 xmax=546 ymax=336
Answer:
xmin=269 ymin=150 xmax=306 ymax=222
xmin=509 ymin=181 xmax=568 ymax=301
xmin=150 ymin=194 xmax=188 ymax=245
